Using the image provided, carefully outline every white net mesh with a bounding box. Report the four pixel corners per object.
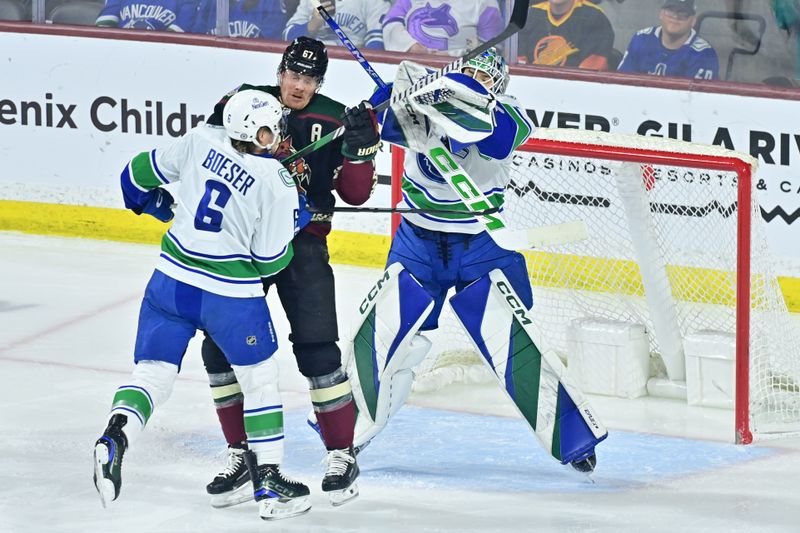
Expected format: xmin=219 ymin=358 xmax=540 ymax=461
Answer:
xmin=411 ymin=128 xmax=800 ymax=439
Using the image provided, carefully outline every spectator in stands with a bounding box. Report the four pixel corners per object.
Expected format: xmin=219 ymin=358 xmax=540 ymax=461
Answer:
xmin=194 ymin=0 xmax=286 ymax=39
xmin=284 ymin=0 xmax=389 ymax=50
xmin=772 ymin=0 xmax=800 ymax=79
xmin=517 ymin=0 xmax=614 ymax=70
xmin=617 ymin=0 xmax=719 ymax=79
xmin=382 ymin=0 xmax=504 ymax=56
xmin=95 ymin=0 xmax=197 ymax=31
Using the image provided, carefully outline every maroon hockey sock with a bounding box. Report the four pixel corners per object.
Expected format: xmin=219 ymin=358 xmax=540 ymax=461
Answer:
xmin=316 ymin=399 xmax=356 ymax=450
xmin=216 ymin=402 xmax=247 ymax=446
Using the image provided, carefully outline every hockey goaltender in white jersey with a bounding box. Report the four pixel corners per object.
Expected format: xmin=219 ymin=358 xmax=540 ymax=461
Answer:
xmin=341 ymin=49 xmax=608 ymax=476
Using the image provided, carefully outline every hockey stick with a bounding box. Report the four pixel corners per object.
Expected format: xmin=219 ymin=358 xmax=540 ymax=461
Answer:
xmin=310 ymin=0 xmax=389 ymax=90
xmin=283 ymin=0 xmax=529 ymax=165
xmin=307 ymin=0 xmax=586 ymax=250
xmin=309 ymin=205 xmax=501 ymax=216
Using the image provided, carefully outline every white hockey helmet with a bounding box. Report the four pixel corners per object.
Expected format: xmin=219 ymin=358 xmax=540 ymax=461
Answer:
xmin=223 ymin=89 xmax=285 ymax=150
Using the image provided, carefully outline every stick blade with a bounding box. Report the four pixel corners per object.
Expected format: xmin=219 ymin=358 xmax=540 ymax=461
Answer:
xmin=526 ymin=220 xmax=589 ymax=248
xmin=492 ymin=220 xmax=589 ymax=250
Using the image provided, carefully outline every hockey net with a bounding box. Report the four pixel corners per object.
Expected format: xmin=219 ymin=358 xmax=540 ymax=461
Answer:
xmin=392 ymin=128 xmax=800 ymax=443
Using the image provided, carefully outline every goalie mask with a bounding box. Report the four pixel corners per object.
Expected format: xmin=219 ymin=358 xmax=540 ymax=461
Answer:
xmin=279 ymin=36 xmax=329 ymax=88
xmin=223 ymin=89 xmax=285 ymax=151
xmin=461 ymin=47 xmax=509 ymax=95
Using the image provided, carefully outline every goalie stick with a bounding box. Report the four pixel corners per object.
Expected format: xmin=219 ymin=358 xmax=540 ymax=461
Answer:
xmin=305 ymin=0 xmax=586 ymax=250
xmin=283 ymin=0 xmax=530 ymax=166
xmin=309 ymin=204 xmax=586 ymax=247
xmin=309 ymin=205 xmax=500 ymax=216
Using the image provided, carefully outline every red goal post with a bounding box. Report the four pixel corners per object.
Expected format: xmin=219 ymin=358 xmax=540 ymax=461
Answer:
xmin=390 ymin=129 xmax=800 ymax=444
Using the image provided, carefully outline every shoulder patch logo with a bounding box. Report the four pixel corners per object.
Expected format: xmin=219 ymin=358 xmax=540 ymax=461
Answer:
xmin=279 ymin=168 xmax=295 ymax=188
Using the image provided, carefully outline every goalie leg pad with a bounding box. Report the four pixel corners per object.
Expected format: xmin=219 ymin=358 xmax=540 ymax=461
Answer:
xmin=346 ymin=263 xmax=434 ymax=447
xmin=353 ymin=335 xmax=432 ymax=448
xmin=449 ymin=269 xmax=608 ymax=465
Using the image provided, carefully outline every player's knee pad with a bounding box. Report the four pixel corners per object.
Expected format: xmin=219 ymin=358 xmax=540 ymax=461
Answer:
xmin=232 ymin=357 xmax=279 ymax=397
xmin=109 ymin=359 xmax=179 ymax=444
xmin=346 ymin=263 xmax=434 ymax=425
xmin=294 ymin=341 xmax=341 ymax=378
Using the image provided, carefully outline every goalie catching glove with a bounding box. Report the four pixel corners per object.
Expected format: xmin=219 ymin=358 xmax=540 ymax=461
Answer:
xmin=384 ymin=61 xmax=498 ymax=153
xmin=341 ymin=101 xmax=381 ymax=162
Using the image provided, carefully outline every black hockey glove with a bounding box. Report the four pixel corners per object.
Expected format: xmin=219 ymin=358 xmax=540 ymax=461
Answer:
xmin=341 ymin=101 xmax=381 ymax=162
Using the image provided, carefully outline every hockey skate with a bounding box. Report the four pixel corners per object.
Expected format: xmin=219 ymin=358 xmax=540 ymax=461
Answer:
xmin=244 ymin=451 xmax=311 ymax=521
xmin=322 ymin=446 xmax=359 ymax=506
xmin=569 ymin=451 xmax=597 ymax=482
xmin=93 ymin=414 xmax=129 ymax=508
xmin=206 ymin=445 xmax=253 ymax=508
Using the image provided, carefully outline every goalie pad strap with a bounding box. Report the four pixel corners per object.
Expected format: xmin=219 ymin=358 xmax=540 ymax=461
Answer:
xmin=449 ymin=269 xmax=608 ymax=464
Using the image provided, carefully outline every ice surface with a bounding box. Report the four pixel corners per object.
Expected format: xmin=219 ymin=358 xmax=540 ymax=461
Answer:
xmin=1 ymin=233 xmax=798 ymax=532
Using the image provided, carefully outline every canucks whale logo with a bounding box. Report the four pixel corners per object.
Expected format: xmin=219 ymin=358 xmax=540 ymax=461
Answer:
xmin=416 ymin=152 xmax=446 ymax=183
xmin=406 ymin=3 xmax=459 ymax=51
xmin=416 ymin=147 xmax=469 ymax=184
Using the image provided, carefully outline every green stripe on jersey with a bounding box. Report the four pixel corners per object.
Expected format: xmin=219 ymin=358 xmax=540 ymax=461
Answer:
xmin=244 ymin=410 xmax=284 ymax=439
xmin=431 ymin=101 xmax=493 ymax=133
xmin=402 ymin=179 xmax=504 ymax=220
xmin=161 ymin=234 xmax=260 ymax=281
xmin=501 ymin=103 xmax=533 ymax=151
xmin=254 ymin=243 xmax=294 ymax=278
xmin=112 ymin=387 xmax=153 ymax=424
xmin=130 ymin=152 xmax=164 ymax=190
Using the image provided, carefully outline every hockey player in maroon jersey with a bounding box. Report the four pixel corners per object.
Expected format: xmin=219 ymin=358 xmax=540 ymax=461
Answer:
xmin=200 ymin=36 xmax=380 ymax=508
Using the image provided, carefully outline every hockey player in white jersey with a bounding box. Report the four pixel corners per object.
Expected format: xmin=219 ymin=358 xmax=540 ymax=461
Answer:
xmin=92 ymin=89 xmax=314 ymax=521
xmin=344 ymin=49 xmax=606 ymax=473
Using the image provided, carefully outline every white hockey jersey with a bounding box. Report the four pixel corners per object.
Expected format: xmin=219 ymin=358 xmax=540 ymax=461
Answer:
xmin=398 ymin=94 xmax=533 ymax=234
xmin=120 ymin=125 xmax=299 ymax=297
xmin=383 ymin=0 xmax=503 ymax=55
xmin=284 ymin=0 xmax=390 ymax=49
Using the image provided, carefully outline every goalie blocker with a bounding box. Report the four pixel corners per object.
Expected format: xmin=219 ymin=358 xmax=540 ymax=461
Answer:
xmin=346 ymin=263 xmax=606 ymax=466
